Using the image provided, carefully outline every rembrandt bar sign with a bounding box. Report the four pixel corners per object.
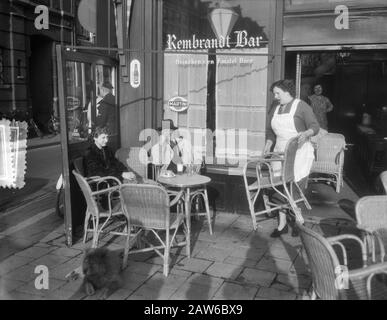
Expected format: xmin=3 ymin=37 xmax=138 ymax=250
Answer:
xmin=166 ymin=30 xmax=263 ymax=50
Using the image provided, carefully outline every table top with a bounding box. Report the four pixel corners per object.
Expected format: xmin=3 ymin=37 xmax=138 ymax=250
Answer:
xmin=158 ymin=173 xmax=211 ymax=188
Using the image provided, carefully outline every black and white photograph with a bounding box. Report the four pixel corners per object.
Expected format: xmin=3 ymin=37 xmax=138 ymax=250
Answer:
xmin=1 ymin=0 xmax=387 ymax=303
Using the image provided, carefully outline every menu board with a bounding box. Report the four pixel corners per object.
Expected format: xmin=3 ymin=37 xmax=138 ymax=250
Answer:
xmin=0 ymin=119 xmax=27 ymax=189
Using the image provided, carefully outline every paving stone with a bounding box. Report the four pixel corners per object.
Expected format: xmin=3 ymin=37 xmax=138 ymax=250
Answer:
xmin=38 ymin=232 xmax=63 ymax=243
xmin=175 ymin=257 xmax=213 ymax=273
xmin=274 ymin=274 xmax=312 ymax=294
xmin=29 ymin=254 xmax=70 ymax=269
xmin=50 ymin=247 xmax=83 ymax=258
xmin=228 ymin=246 xmax=266 ymax=261
xmin=168 ymin=267 xmax=192 ymax=278
xmin=0 ymin=255 xmax=36 ymax=276
xmin=15 ymin=246 xmax=56 ymax=259
xmin=212 ymin=281 xmax=259 ymax=300
xmin=0 ymin=278 xmax=26 ymax=293
xmin=144 ymin=272 xmax=189 ymax=291
xmin=266 ymin=244 xmax=300 ymax=261
xmin=170 ymin=282 xmax=220 ymax=300
xmin=125 ymin=261 xmax=161 ymax=276
xmin=236 ymin=267 xmax=276 ymax=287
xmin=256 ymin=287 xmax=297 ymax=300
xmin=106 ymin=288 xmax=134 ymax=300
xmin=2 ymin=264 xmax=37 ymax=282
xmin=205 ymin=262 xmax=243 ymax=280
xmin=195 ymin=247 xmax=231 ymax=262
xmin=185 ymin=273 xmax=224 ymax=288
xmin=132 ymin=284 xmax=177 ymax=300
xmin=223 ymin=256 xmax=257 ymax=268
xmin=127 ymin=252 xmax=155 ymax=262
xmin=121 ymin=270 xmax=152 ymax=291
xmin=4 ymin=291 xmax=43 ymax=300
xmin=146 ymin=254 xmax=185 ymax=267
xmin=59 ymin=278 xmax=84 ymax=294
xmin=44 ymin=289 xmax=78 ymax=300
xmin=255 ymin=256 xmax=293 ymax=275
xmin=16 ymin=278 xmax=67 ymax=297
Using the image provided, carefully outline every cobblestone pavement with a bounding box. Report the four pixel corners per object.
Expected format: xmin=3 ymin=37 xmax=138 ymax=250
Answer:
xmin=0 ymin=182 xmax=364 ymax=300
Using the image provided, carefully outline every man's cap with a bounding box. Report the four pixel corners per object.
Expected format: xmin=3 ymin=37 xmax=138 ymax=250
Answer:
xmin=102 ymin=81 xmax=113 ymax=89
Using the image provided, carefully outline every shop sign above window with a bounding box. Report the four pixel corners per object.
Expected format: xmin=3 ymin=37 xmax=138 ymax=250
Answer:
xmin=166 ymin=30 xmax=262 ymax=50
xmin=168 ymin=96 xmax=189 ymax=113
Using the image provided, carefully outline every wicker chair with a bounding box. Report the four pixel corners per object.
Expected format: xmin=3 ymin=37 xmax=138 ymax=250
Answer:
xmin=380 ymin=171 xmax=387 ymax=194
xmin=73 ymin=171 xmax=129 ymax=254
xmin=307 ymin=133 xmax=346 ymax=193
xmin=120 ymin=183 xmax=188 ymax=276
xmin=243 ymin=136 xmax=311 ymax=230
xmin=356 ymin=196 xmax=387 ymax=263
xmin=298 ymin=223 xmax=387 ymax=300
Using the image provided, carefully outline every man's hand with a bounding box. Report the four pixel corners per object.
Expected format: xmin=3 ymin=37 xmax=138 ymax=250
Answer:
xmin=122 ymin=172 xmax=136 ymax=180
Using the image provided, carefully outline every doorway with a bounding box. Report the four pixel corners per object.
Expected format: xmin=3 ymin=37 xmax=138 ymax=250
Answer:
xmin=57 ymin=46 xmax=119 ymax=246
xmin=29 ymin=35 xmax=54 ymax=135
xmin=285 ymin=49 xmax=387 ymax=195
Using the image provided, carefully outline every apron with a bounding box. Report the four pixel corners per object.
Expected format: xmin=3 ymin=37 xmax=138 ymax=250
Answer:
xmin=271 ymin=99 xmax=315 ymax=182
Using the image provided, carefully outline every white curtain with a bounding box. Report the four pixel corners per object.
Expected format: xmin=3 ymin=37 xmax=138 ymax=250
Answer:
xmin=215 ymin=48 xmax=268 ymax=165
xmin=163 ymin=53 xmax=208 ymax=162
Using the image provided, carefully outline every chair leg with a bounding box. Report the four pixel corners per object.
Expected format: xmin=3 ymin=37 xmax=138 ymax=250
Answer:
xmin=83 ymin=212 xmax=90 ymax=244
xmin=295 ymin=182 xmax=312 ymax=210
xmin=164 ymin=229 xmax=170 ymax=276
xmin=91 ymin=217 xmax=100 ymax=248
xmin=122 ymin=220 xmax=131 ymax=270
xmin=204 ymin=188 xmax=213 ymax=235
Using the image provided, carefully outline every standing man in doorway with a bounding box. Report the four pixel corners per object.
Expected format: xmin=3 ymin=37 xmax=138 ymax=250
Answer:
xmin=96 ymin=81 xmax=117 ymax=135
xmin=308 ymin=83 xmax=334 ymax=130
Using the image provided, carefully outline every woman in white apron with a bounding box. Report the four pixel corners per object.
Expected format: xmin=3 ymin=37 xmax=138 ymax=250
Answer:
xmin=264 ymin=80 xmax=320 ymax=237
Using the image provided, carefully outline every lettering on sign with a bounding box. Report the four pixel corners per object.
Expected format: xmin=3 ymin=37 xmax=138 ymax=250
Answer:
xmin=168 ymin=96 xmax=189 ymax=113
xmin=166 ymin=30 xmax=263 ymax=50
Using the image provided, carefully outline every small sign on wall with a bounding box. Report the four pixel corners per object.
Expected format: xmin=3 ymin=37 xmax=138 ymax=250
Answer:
xmin=168 ymin=96 xmax=189 ymax=112
xmin=130 ymin=59 xmax=141 ymax=88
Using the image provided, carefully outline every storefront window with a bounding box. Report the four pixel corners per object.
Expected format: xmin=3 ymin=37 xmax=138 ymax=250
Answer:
xmin=163 ymin=0 xmax=270 ymax=165
xmin=65 ymin=61 xmax=92 ymax=143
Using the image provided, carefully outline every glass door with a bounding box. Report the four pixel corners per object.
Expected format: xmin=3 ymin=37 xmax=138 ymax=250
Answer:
xmin=56 ymin=46 xmax=118 ymax=246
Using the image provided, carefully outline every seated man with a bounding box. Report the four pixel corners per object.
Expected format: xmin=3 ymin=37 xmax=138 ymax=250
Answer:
xmin=85 ymin=127 xmax=140 ymax=183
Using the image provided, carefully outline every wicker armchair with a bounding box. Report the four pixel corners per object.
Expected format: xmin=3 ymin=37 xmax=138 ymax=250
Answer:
xmin=356 ymin=196 xmax=387 ymax=263
xmin=307 ymin=133 xmax=346 ymax=193
xmin=380 ymin=171 xmax=387 ymax=194
xmin=243 ymin=136 xmax=311 ymax=230
xmin=120 ymin=183 xmax=188 ymax=276
xmin=298 ymin=223 xmax=387 ymax=300
xmin=73 ymin=171 xmax=129 ymax=252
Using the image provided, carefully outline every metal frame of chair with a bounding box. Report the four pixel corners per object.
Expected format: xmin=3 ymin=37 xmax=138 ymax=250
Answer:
xmin=298 ymin=222 xmax=387 ymax=300
xmin=307 ymin=133 xmax=346 ymax=193
xmin=185 ymin=164 xmax=213 ymax=235
xmin=120 ymin=183 xmax=188 ymax=276
xmin=243 ymin=137 xmax=311 ymax=230
xmin=355 ymin=196 xmax=387 ymax=264
xmin=73 ymin=171 xmax=129 ymax=252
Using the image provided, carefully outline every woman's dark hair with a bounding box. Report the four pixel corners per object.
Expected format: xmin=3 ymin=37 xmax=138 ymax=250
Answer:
xmin=93 ymin=127 xmax=109 ymax=138
xmin=270 ymin=79 xmax=296 ymax=98
xmin=313 ymin=83 xmax=323 ymax=89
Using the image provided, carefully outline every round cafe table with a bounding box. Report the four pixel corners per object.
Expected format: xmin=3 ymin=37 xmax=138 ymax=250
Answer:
xmin=157 ymin=173 xmax=212 ymax=257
